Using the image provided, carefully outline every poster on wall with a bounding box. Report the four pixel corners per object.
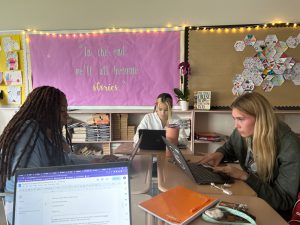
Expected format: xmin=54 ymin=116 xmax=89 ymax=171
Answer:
xmin=28 ymin=31 xmax=181 ymax=107
xmin=0 ymin=32 xmax=27 ymax=107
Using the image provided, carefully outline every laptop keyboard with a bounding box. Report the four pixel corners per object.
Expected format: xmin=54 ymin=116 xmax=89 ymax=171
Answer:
xmin=188 ymin=163 xmax=233 ymax=184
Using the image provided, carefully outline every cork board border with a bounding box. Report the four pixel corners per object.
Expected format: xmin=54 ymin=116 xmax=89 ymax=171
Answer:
xmin=188 ymin=26 xmax=300 ymax=107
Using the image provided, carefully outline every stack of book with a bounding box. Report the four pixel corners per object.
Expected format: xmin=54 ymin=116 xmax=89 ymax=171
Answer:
xmin=73 ymin=143 xmax=102 ymax=156
xmin=194 ymin=132 xmax=226 ymax=142
xmin=120 ymin=113 xmax=128 ymax=140
xmin=112 ymin=114 xmax=121 ymax=140
xmin=102 ymin=143 xmax=110 ymax=155
xmin=127 ymin=125 xmax=135 ymax=140
xmin=71 ymin=124 xmax=110 ymax=142
xmin=70 ymin=113 xmax=111 ymax=142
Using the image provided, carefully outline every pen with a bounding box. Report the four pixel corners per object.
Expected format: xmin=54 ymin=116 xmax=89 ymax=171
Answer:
xmin=210 ymin=182 xmax=232 ymax=195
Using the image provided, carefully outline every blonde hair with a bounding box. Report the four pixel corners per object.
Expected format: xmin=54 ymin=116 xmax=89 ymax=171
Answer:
xmin=154 ymin=93 xmax=173 ymax=123
xmin=231 ymin=92 xmax=278 ymax=182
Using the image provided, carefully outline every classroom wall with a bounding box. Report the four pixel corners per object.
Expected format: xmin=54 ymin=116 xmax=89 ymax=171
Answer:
xmin=1 ymin=0 xmax=300 ymax=133
xmin=1 ymin=0 xmax=300 ymax=30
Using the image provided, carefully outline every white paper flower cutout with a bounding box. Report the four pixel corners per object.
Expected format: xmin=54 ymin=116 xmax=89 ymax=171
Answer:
xmin=286 ymin=36 xmax=299 ymax=48
xmin=265 ymin=35 xmax=278 ymax=48
xmin=234 ymin=41 xmax=246 ymax=51
xmin=253 ymin=40 xmax=266 ymax=52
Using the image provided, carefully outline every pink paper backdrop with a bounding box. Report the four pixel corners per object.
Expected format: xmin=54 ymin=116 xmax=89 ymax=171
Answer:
xmin=29 ymin=32 xmax=180 ymax=106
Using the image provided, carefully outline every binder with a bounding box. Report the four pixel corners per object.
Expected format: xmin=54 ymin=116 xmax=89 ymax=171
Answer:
xmin=139 ymin=186 xmax=219 ymax=225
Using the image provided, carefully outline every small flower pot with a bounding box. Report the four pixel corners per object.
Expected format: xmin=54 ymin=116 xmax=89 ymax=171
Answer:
xmin=180 ymin=100 xmax=189 ymax=111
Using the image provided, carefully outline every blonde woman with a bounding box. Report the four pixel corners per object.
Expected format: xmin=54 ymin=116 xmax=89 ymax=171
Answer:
xmin=199 ymin=92 xmax=300 ymax=219
xmin=133 ymin=93 xmax=186 ymax=144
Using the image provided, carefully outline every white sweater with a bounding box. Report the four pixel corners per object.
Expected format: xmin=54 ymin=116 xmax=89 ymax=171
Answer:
xmin=133 ymin=112 xmax=187 ymax=145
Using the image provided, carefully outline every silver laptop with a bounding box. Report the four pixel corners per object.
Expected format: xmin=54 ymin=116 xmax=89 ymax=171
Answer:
xmin=107 ymin=133 xmax=143 ymax=164
xmin=162 ymin=136 xmax=233 ymax=184
xmin=13 ymin=162 xmax=131 ymax=225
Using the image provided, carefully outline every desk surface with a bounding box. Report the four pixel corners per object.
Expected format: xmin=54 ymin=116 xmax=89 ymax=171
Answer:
xmin=115 ymin=142 xmax=192 ymax=156
xmin=130 ymin=155 xmax=153 ymax=194
xmin=157 ymin=156 xmax=257 ymax=196
xmin=0 ymin=200 xmax=6 ymax=225
xmin=157 ymin=195 xmax=288 ymax=225
xmin=131 ymin=194 xmax=154 ymax=225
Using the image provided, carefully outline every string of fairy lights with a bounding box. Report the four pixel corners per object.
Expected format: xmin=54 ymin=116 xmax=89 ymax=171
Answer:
xmin=187 ymin=22 xmax=299 ymax=32
xmin=23 ymin=22 xmax=300 ymax=39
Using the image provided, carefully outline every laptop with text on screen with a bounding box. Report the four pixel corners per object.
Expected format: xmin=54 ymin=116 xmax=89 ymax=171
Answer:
xmin=13 ymin=162 xmax=131 ymax=225
xmin=162 ymin=136 xmax=233 ymax=185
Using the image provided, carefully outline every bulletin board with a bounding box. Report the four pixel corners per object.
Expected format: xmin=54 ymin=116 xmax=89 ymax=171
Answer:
xmin=28 ymin=29 xmax=183 ymax=108
xmin=188 ymin=25 xmax=300 ymax=107
xmin=0 ymin=31 xmax=28 ymax=107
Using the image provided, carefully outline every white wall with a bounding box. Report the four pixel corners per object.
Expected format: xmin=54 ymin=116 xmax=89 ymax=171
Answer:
xmin=1 ymin=0 xmax=300 ymax=133
xmin=1 ymin=0 xmax=300 ymax=30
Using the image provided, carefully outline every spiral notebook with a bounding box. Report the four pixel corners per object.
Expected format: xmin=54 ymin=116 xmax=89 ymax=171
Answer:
xmin=139 ymin=186 xmax=218 ymax=225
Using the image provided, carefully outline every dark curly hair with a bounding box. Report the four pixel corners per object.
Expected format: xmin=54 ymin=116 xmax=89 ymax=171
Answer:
xmin=0 ymin=86 xmax=72 ymax=191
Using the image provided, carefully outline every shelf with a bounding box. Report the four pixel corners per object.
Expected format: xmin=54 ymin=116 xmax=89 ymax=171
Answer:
xmin=194 ymin=140 xmax=226 ymax=144
xmin=68 ymin=109 xmax=299 ymax=155
xmin=111 ymin=140 xmax=134 ymax=143
xmin=72 ymin=141 xmax=110 ymax=144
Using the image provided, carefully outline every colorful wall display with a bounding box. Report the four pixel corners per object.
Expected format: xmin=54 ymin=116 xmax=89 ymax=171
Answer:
xmin=187 ymin=24 xmax=300 ymax=107
xmin=0 ymin=32 xmax=26 ymax=106
xmin=29 ymin=31 xmax=181 ymax=107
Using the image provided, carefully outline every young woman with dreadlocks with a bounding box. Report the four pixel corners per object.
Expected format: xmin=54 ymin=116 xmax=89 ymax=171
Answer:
xmin=0 ymin=86 xmax=75 ymax=224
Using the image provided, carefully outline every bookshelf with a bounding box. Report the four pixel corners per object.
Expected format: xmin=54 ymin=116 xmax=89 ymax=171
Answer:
xmin=193 ymin=109 xmax=300 ymax=155
xmin=68 ymin=109 xmax=300 ymax=155
xmin=68 ymin=109 xmax=193 ymax=154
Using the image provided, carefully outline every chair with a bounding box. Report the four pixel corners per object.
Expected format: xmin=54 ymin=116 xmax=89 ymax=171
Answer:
xmin=289 ymin=192 xmax=300 ymax=225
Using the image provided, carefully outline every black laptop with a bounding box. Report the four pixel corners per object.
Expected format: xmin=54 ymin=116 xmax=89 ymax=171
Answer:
xmin=138 ymin=129 xmax=166 ymax=150
xmin=162 ymin=136 xmax=233 ymax=184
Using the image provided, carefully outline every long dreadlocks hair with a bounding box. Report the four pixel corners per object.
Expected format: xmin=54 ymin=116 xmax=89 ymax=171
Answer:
xmin=0 ymin=86 xmax=72 ymax=191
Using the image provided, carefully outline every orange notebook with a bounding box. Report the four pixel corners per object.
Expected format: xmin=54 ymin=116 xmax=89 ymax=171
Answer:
xmin=139 ymin=186 xmax=219 ymax=225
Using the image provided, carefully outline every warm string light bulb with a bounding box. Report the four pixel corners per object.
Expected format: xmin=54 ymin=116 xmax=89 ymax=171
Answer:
xmin=26 ymin=22 xmax=299 ymax=37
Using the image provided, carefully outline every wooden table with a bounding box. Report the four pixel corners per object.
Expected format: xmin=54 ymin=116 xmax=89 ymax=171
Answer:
xmin=157 ymin=195 xmax=288 ymax=225
xmin=157 ymin=155 xmax=257 ymax=196
xmin=0 ymin=200 xmax=7 ymax=225
xmin=114 ymin=142 xmax=192 ymax=156
xmin=131 ymin=194 xmax=154 ymax=225
xmin=130 ymin=155 xmax=153 ymax=194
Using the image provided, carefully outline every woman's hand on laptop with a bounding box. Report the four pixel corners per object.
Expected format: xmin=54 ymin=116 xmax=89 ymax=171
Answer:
xmin=213 ymin=165 xmax=249 ymax=181
xmin=197 ymin=152 xmax=224 ymax=166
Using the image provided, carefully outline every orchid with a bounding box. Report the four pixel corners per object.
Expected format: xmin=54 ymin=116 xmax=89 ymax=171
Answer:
xmin=178 ymin=62 xmax=191 ymax=76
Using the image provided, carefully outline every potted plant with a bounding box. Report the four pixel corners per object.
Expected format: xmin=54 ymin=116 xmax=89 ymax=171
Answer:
xmin=174 ymin=62 xmax=191 ymax=111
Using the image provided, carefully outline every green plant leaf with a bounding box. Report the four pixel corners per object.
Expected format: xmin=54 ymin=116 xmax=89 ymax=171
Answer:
xmin=173 ymin=88 xmax=189 ymax=101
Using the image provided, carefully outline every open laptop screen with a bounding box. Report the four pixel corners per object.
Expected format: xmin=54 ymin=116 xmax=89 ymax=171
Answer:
xmin=13 ymin=162 xmax=131 ymax=225
xmin=138 ymin=129 xmax=166 ymax=150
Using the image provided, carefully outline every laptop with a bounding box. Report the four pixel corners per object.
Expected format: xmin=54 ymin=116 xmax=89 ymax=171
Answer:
xmin=138 ymin=129 xmax=166 ymax=150
xmin=162 ymin=136 xmax=233 ymax=184
xmin=106 ymin=133 xmax=143 ymax=163
xmin=12 ymin=162 xmax=131 ymax=225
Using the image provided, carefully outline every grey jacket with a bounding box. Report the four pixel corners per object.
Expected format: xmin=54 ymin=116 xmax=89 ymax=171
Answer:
xmin=216 ymin=121 xmax=300 ymax=211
